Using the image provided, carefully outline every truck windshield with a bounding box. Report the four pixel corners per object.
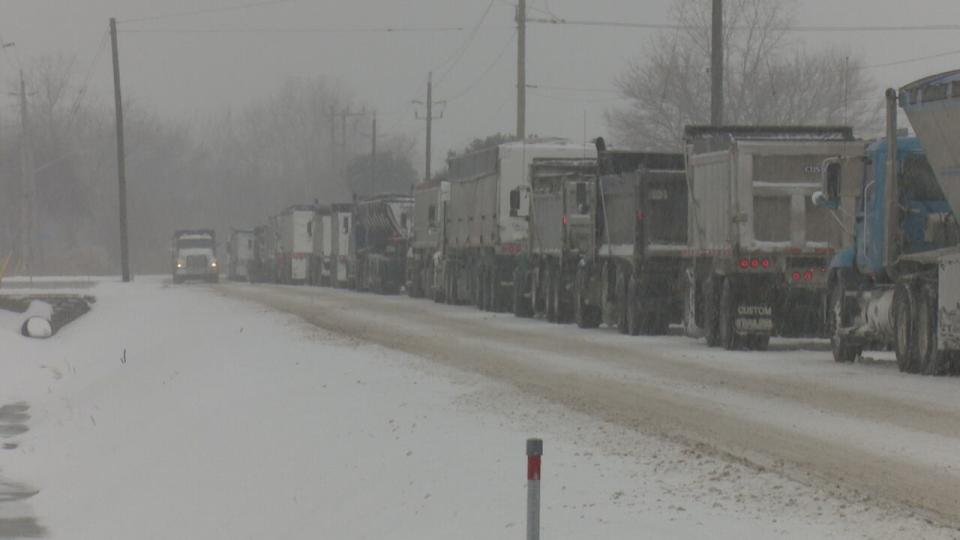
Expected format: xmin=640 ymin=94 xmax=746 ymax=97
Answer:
xmin=177 ymin=239 xmax=213 ymax=249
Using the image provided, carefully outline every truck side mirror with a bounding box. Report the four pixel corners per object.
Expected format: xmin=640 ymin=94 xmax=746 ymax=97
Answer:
xmin=576 ymin=181 xmax=587 ymax=209
xmin=510 ymin=188 xmax=521 ymax=216
xmin=816 ymin=158 xmax=842 ymax=209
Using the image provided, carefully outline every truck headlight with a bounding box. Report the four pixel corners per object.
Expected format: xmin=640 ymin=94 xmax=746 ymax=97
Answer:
xmin=210 ymin=260 xmax=217 ymax=268
xmin=176 ymin=261 xmax=184 ymax=268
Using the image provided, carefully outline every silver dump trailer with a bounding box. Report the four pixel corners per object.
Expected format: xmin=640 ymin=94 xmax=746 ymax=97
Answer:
xmin=571 ymin=150 xmax=688 ymax=333
xmin=407 ymin=179 xmax=449 ymax=300
xmin=275 ymin=205 xmax=315 ymax=285
xmin=898 ymin=71 xmax=960 ymax=371
xmin=682 ymin=126 xmax=860 ymax=350
xmin=353 ymin=194 xmax=414 ymax=294
xmin=439 ymin=140 xmax=597 ymax=311
xmin=329 ymin=203 xmax=355 ymax=288
xmin=227 ymin=229 xmax=255 ymax=281
xmin=308 ymin=205 xmax=334 ymax=286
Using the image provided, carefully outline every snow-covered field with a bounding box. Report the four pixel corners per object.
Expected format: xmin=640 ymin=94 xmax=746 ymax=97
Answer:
xmin=0 ymin=276 xmax=954 ymax=538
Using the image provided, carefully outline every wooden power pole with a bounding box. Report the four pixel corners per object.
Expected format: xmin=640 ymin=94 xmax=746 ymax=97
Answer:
xmin=17 ymin=70 xmax=35 ymax=277
xmin=516 ymin=0 xmax=526 ymax=140
xmin=110 ymin=17 xmax=131 ymax=282
xmin=414 ymin=72 xmax=443 ymax=182
xmin=710 ymin=0 xmax=724 ymax=127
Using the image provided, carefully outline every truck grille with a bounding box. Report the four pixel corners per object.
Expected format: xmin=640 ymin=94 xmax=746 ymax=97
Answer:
xmin=186 ymin=255 xmax=208 ymax=269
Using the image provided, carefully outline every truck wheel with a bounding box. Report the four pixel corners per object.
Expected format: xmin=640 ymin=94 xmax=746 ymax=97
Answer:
xmin=554 ymin=264 xmax=573 ymax=323
xmin=719 ymin=278 xmax=740 ymax=350
xmin=917 ymin=287 xmax=949 ymax=375
xmin=574 ymin=267 xmax=599 ymax=329
xmin=829 ymin=278 xmax=860 ymax=363
xmin=489 ymin=263 xmax=502 ymax=313
xmin=894 ymin=284 xmax=919 ymax=373
xmin=544 ymin=267 xmax=557 ymax=322
xmin=747 ymin=334 xmax=770 ymax=351
xmin=616 ymin=273 xmax=629 ymax=335
xmin=625 ymin=275 xmax=642 ymax=336
xmin=474 ymin=267 xmax=485 ymax=310
xmin=513 ymin=267 xmax=533 ymax=318
xmin=703 ymin=276 xmax=720 ymax=347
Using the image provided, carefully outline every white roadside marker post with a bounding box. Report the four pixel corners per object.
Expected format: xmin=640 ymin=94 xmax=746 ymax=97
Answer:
xmin=526 ymin=438 xmax=542 ymax=540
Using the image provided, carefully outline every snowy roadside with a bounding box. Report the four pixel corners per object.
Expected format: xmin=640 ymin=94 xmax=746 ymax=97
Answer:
xmin=0 ymin=277 xmax=954 ymax=538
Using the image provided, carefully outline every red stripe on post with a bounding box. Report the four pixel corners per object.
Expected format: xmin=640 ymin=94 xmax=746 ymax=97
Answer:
xmin=527 ymin=455 xmax=541 ymax=481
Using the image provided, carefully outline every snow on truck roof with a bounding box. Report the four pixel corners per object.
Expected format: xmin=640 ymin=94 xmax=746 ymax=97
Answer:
xmin=684 ymin=125 xmax=854 ymax=142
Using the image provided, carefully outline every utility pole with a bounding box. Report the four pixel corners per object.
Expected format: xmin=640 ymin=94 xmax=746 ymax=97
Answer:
xmin=516 ymin=0 xmax=526 ymax=140
xmin=17 ymin=70 xmax=35 ymax=278
xmin=110 ymin=17 xmax=131 ymax=282
xmin=710 ymin=0 xmax=723 ymax=127
xmin=329 ymin=104 xmax=337 ymax=175
xmin=414 ymin=72 xmax=444 ymax=182
xmin=370 ymin=111 xmax=377 ymax=197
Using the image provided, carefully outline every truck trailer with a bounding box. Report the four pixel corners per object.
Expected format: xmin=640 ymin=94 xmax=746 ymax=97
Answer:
xmin=275 ymin=205 xmax=315 ymax=285
xmin=562 ymin=148 xmax=687 ymax=333
xmin=439 ymin=140 xmax=597 ymax=311
xmin=407 ymin=179 xmax=449 ymax=300
xmin=682 ymin=126 xmax=860 ymax=350
xmin=353 ymin=194 xmax=414 ymax=294
xmin=227 ymin=229 xmax=254 ymax=281
xmin=308 ymin=205 xmax=334 ymax=286
xmin=329 ymin=203 xmax=355 ymax=288
xmin=249 ymin=222 xmax=278 ymax=284
xmin=818 ymin=74 xmax=960 ymax=374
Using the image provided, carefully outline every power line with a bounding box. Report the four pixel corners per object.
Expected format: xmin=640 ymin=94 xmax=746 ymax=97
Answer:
xmin=118 ymin=24 xmax=512 ymax=34
xmin=118 ymin=0 xmax=293 ymax=24
xmin=525 ymin=17 xmax=960 ymax=32
xmin=69 ymin=30 xmax=111 ymax=117
xmin=433 ymin=0 xmax=496 ymax=87
xmin=444 ymin=30 xmax=517 ymax=103
xmin=526 ymin=84 xmax=619 ymax=94
xmin=865 ymin=47 xmax=960 ymax=69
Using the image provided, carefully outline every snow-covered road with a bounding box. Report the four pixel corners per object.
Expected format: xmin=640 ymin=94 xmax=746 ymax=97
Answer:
xmin=0 ymin=277 xmax=956 ymax=538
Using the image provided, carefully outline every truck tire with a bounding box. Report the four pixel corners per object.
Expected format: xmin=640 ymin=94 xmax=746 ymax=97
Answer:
xmin=917 ymin=287 xmax=949 ymax=375
xmin=625 ymin=275 xmax=641 ymax=336
xmin=894 ymin=284 xmax=919 ymax=373
xmin=574 ymin=267 xmax=600 ymax=329
xmin=616 ymin=273 xmax=629 ymax=335
xmin=489 ymin=263 xmax=502 ymax=313
xmin=719 ymin=277 xmax=741 ymax=350
xmin=703 ymin=276 xmax=720 ymax=347
xmin=554 ymin=264 xmax=572 ymax=323
xmin=513 ymin=267 xmax=533 ymax=318
xmin=544 ymin=267 xmax=557 ymax=323
xmin=829 ymin=276 xmax=860 ymax=363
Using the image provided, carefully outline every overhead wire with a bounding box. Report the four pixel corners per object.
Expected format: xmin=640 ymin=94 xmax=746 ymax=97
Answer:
xmin=444 ymin=29 xmax=517 ymax=103
xmin=68 ymin=29 xmax=111 ymax=118
xmin=118 ymin=25 xmax=512 ymax=34
xmin=865 ymin=47 xmax=960 ymax=69
xmin=118 ymin=0 xmax=294 ymax=24
xmin=433 ymin=0 xmax=497 ymax=87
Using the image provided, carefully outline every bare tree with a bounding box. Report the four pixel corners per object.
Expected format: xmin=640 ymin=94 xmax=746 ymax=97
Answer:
xmin=607 ymin=0 xmax=880 ymax=150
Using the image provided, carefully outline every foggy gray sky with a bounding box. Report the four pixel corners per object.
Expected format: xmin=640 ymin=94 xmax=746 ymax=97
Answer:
xmin=3 ymin=0 xmax=960 ymax=175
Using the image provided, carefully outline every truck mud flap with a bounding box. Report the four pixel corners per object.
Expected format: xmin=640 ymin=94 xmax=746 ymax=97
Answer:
xmin=734 ymin=304 xmax=774 ymax=335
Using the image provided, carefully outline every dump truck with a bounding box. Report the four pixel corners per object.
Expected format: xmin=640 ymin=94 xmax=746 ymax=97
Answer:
xmin=682 ymin=126 xmax=860 ymax=350
xmin=353 ymin=194 xmax=414 ymax=294
xmin=551 ymin=147 xmax=687 ymax=333
xmin=249 ymin=223 xmax=278 ymax=284
xmin=407 ymin=179 xmax=449 ymax=300
xmin=308 ymin=205 xmax=334 ymax=286
xmin=275 ymin=205 xmax=315 ymax=285
xmin=329 ymin=203 xmax=355 ymax=288
xmin=172 ymin=229 xmax=219 ymax=284
xmin=439 ymin=140 xmax=597 ymax=310
xmin=227 ymin=229 xmax=255 ymax=281
xmin=817 ymin=73 xmax=960 ymax=374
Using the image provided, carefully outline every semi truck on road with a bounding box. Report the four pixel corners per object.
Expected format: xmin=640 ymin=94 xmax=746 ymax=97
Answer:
xmin=438 ymin=140 xmax=597 ymax=311
xmin=682 ymin=126 xmax=861 ymax=350
xmin=275 ymin=205 xmax=315 ymax=285
xmin=818 ymin=73 xmax=960 ymax=374
xmin=172 ymin=229 xmax=219 ymax=284
xmin=352 ymin=194 xmax=414 ymax=294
